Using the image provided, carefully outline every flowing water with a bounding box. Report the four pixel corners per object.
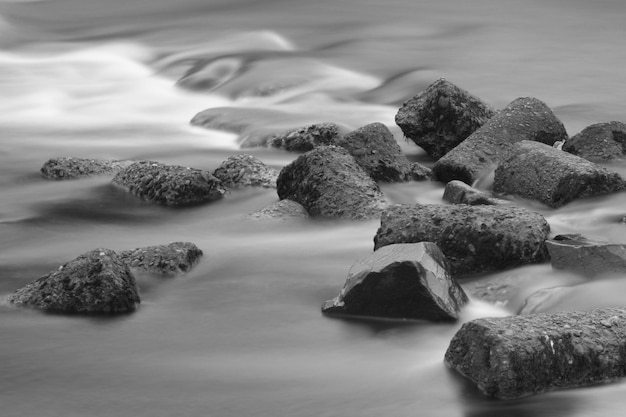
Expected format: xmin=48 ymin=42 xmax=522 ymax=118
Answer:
xmin=1 ymin=0 xmax=626 ymax=416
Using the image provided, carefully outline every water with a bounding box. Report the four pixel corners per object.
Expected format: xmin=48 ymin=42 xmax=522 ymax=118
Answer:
xmin=1 ymin=0 xmax=626 ymax=415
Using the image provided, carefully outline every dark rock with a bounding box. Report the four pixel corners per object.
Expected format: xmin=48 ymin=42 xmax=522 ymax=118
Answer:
xmin=248 ymin=199 xmax=310 ymax=220
xmin=212 ymin=154 xmax=279 ymax=188
xmin=373 ymin=204 xmax=550 ymax=276
xmin=266 ymin=122 xmax=344 ymax=152
xmin=444 ymin=308 xmax=626 ymax=399
xmin=395 ymin=78 xmax=495 ymax=159
xmin=493 ymin=141 xmax=626 ymax=208
xmin=119 ymin=242 xmax=203 ymax=275
xmin=322 ymin=242 xmax=468 ymax=321
xmin=41 ymin=157 xmax=135 ymax=180
xmin=112 ymin=161 xmax=226 ymax=206
xmin=546 ymin=234 xmax=626 ymax=277
xmin=442 ymin=180 xmax=508 ymax=206
xmin=433 ymin=97 xmax=568 ymax=184
xmin=7 ymin=249 xmax=140 ymax=314
xmin=409 ymin=162 xmax=433 ymax=181
xmin=563 ymin=121 xmax=626 ymax=161
xmin=276 ymin=146 xmax=387 ymax=220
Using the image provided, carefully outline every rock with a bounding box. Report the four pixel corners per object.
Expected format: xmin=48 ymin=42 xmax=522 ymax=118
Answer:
xmin=276 ymin=146 xmax=388 ymax=220
xmin=395 ymin=78 xmax=495 ymax=159
xmin=248 ymin=199 xmax=310 ymax=220
xmin=41 ymin=157 xmax=135 ymax=180
xmin=444 ymin=308 xmax=626 ymax=399
xmin=7 ymin=249 xmax=140 ymax=314
xmin=562 ymin=121 xmax=626 ymax=161
xmin=373 ymin=204 xmax=550 ymax=276
xmin=433 ymin=97 xmax=568 ymax=184
xmin=442 ymin=180 xmax=508 ymax=206
xmin=409 ymin=162 xmax=433 ymax=181
xmin=493 ymin=141 xmax=626 ymax=208
xmin=322 ymin=242 xmax=468 ymax=321
xmin=190 ymin=106 xmax=289 ymax=134
xmin=546 ymin=234 xmax=626 ymax=277
xmin=266 ymin=122 xmax=344 ymax=152
xmin=112 ymin=161 xmax=226 ymax=206
xmin=119 ymin=242 xmax=203 ymax=275
xmin=212 ymin=154 xmax=279 ymax=188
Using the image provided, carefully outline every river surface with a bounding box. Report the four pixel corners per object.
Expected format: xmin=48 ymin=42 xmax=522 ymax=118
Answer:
xmin=1 ymin=1 xmax=626 ymax=416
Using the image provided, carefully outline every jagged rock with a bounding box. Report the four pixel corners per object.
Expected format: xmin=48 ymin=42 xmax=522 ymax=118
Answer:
xmin=409 ymin=162 xmax=433 ymax=181
xmin=373 ymin=204 xmax=550 ymax=276
xmin=248 ymin=199 xmax=310 ymax=220
xmin=266 ymin=122 xmax=344 ymax=152
xmin=112 ymin=161 xmax=226 ymax=206
xmin=493 ymin=141 xmax=626 ymax=208
xmin=433 ymin=97 xmax=568 ymax=184
xmin=119 ymin=242 xmax=203 ymax=275
xmin=395 ymin=78 xmax=495 ymax=159
xmin=7 ymin=249 xmax=140 ymax=314
xmin=442 ymin=180 xmax=508 ymax=206
xmin=322 ymin=242 xmax=468 ymax=321
xmin=41 ymin=157 xmax=135 ymax=180
xmin=563 ymin=121 xmax=626 ymax=161
xmin=276 ymin=146 xmax=387 ymax=220
xmin=444 ymin=308 xmax=626 ymax=399
xmin=212 ymin=154 xmax=279 ymax=188
xmin=546 ymin=234 xmax=626 ymax=277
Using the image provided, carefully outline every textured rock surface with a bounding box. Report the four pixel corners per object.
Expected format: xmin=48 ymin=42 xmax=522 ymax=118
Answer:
xmin=373 ymin=204 xmax=550 ymax=276
xmin=493 ymin=141 xmax=626 ymax=208
xmin=322 ymin=242 xmax=468 ymax=321
xmin=563 ymin=121 xmax=626 ymax=161
xmin=395 ymin=79 xmax=495 ymax=159
xmin=442 ymin=180 xmax=508 ymax=206
xmin=248 ymin=199 xmax=310 ymax=220
xmin=266 ymin=122 xmax=343 ymax=152
xmin=212 ymin=154 xmax=279 ymax=188
xmin=277 ymin=146 xmax=387 ymax=220
xmin=445 ymin=308 xmax=626 ymax=399
xmin=546 ymin=234 xmax=626 ymax=277
xmin=433 ymin=97 xmax=568 ymax=184
xmin=409 ymin=162 xmax=433 ymax=181
xmin=41 ymin=157 xmax=135 ymax=180
xmin=120 ymin=242 xmax=203 ymax=275
xmin=7 ymin=249 xmax=140 ymax=314
xmin=112 ymin=161 xmax=226 ymax=206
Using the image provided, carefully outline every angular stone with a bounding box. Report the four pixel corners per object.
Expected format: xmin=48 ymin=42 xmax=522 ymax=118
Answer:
xmin=445 ymin=308 xmax=626 ymax=399
xmin=119 ymin=242 xmax=203 ymax=275
xmin=433 ymin=97 xmax=568 ymax=184
xmin=7 ymin=249 xmax=140 ymax=314
xmin=493 ymin=141 xmax=626 ymax=208
xmin=395 ymin=78 xmax=495 ymax=159
xmin=248 ymin=199 xmax=310 ymax=220
xmin=212 ymin=154 xmax=279 ymax=188
xmin=546 ymin=234 xmax=626 ymax=277
xmin=373 ymin=204 xmax=550 ymax=276
xmin=266 ymin=122 xmax=344 ymax=152
xmin=276 ymin=146 xmax=387 ymax=220
xmin=41 ymin=157 xmax=135 ymax=180
xmin=442 ymin=180 xmax=508 ymax=206
xmin=409 ymin=162 xmax=433 ymax=181
xmin=563 ymin=121 xmax=626 ymax=161
xmin=322 ymin=242 xmax=468 ymax=321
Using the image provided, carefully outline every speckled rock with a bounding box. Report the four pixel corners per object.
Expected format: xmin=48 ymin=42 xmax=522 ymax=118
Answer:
xmin=266 ymin=122 xmax=344 ymax=152
xmin=7 ymin=249 xmax=140 ymax=314
xmin=395 ymin=79 xmax=495 ymax=159
xmin=41 ymin=157 xmax=135 ymax=180
xmin=248 ymin=199 xmax=310 ymax=220
xmin=433 ymin=97 xmax=568 ymax=184
xmin=112 ymin=161 xmax=226 ymax=206
xmin=563 ymin=121 xmax=626 ymax=161
xmin=493 ymin=141 xmax=626 ymax=208
xmin=445 ymin=308 xmax=626 ymax=399
xmin=276 ymin=146 xmax=387 ymax=220
xmin=120 ymin=242 xmax=203 ymax=275
xmin=546 ymin=234 xmax=626 ymax=277
xmin=373 ymin=204 xmax=550 ymax=276
xmin=443 ymin=180 xmax=508 ymax=206
xmin=322 ymin=242 xmax=468 ymax=321
xmin=212 ymin=154 xmax=279 ymax=188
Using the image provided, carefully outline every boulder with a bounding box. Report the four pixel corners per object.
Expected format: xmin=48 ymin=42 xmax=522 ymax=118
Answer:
xmin=563 ymin=121 xmax=626 ymax=161
xmin=493 ymin=141 xmax=626 ymax=208
xmin=119 ymin=242 xmax=203 ymax=275
xmin=7 ymin=249 xmax=140 ymax=314
xmin=409 ymin=162 xmax=433 ymax=181
xmin=41 ymin=157 xmax=135 ymax=180
xmin=373 ymin=204 xmax=550 ymax=276
xmin=433 ymin=97 xmax=568 ymax=184
xmin=276 ymin=146 xmax=387 ymax=220
xmin=248 ymin=199 xmax=310 ymax=220
xmin=546 ymin=234 xmax=626 ymax=277
xmin=444 ymin=308 xmax=626 ymax=399
xmin=112 ymin=161 xmax=226 ymax=206
xmin=322 ymin=242 xmax=468 ymax=321
xmin=395 ymin=78 xmax=495 ymax=159
xmin=266 ymin=122 xmax=344 ymax=152
xmin=212 ymin=154 xmax=279 ymax=188
xmin=442 ymin=180 xmax=508 ymax=206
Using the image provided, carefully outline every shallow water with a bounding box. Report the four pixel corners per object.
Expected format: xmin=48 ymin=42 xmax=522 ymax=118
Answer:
xmin=1 ymin=0 xmax=626 ymax=416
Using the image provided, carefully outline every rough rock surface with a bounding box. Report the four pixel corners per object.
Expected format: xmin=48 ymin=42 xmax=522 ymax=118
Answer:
xmin=276 ymin=146 xmax=387 ymax=220
xmin=322 ymin=242 xmax=468 ymax=321
xmin=212 ymin=154 xmax=279 ymax=188
xmin=395 ymin=79 xmax=495 ymax=159
xmin=442 ymin=180 xmax=508 ymax=206
xmin=266 ymin=122 xmax=343 ymax=152
xmin=409 ymin=162 xmax=433 ymax=181
xmin=120 ymin=242 xmax=203 ymax=275
xmin=247 ymin=199 xmax=310 ymax=220
xmin=41 ymin=157 xmax=135 ymax=180
xmin=445 ymin=308 xmax=626 ymax=399
xmin=493 ymin=141 xmax=626 ymax=208
xmin=546 ymin=234 xmax=626 ymax=277
xmin=563 ymin=121 xmax=626 ymax=161
xmin=433 ymin=97 xmax=568 ymax=184
xmin=373 ymin=204 xmax=550 ymax=276
xmin=112 ymin=161 xmax=226 ymax=206
xmin=7 ymin=249 xmax=140 ymax=314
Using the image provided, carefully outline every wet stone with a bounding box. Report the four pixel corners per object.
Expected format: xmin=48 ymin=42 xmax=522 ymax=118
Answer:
xmin=119 ymin=242 xmax=203 ymax=275
xmin=212 ymin=154 xmax=279 ymax=188
xmin=41 ymin=157 xmax=135 ymax=180
xmin=563 ymin=121 xmax=626 ymax=161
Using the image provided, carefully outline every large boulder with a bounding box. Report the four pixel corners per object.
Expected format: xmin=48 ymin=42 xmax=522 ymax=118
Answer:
xmin=442 ymin=180 xmax=508 ymax=206
xmin=432 ymin=97 xmax=568 ymax=184
xmin=373 ymin=204 xmax=550 ymax=276
xmin=247 ymin=199 xmax=310 ymax=220
xmin=493 ymin=141 xmax=626 ymax=208
xmin=119 ymin=242 xmax=203 ymax=275
xmin=563 ymin=121 xmax=626 ymax=161
xmin=546 ymin=234 xmax=626 ymax=277
xmin=212 ymin=154 xmax=279 ymax=188
xmin=7 ymin=249 xmax=140 ymax=314
xmin=322 ymin=242 xmax=468 ymax=321
xmin=276 ymin=146 xmax=387 ymax=220
xmin=445 ymin=308 xmax=626 ymax=399
xmin=266 ymin=122 xmax=344 ymax=152
xmin=395 ymin=78 xmax=495 ymax=159
xmin=112 ymin=161 xmax=226 ymax=206
xmin=41 ymin=157 xmax=135 ymax=180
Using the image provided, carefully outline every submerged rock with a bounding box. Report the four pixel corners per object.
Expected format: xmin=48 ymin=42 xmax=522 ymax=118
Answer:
xmin=41 ymin=157 xmax=135 ymax=180
xmin=563 ymin=121 xmax=626 ymax=161
xmin=442 ymin=180 xmax=508 ymax=206
xmin=7 ymin=249 xmax=140 ymax=314
xmin=266 ymin=122 xmax=344 ymax=152
xmin=546 ymin=234 xmax=626 ymax=277
xmin=119 ymin=242 xmax=203 ymax=275
xmin=248 ymin=199 xmax=310 ymax=220
xmin=322 ymin=242 xmax=468 ymax=321
xmin=212 ymin=154 xmax=279 ymax=188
